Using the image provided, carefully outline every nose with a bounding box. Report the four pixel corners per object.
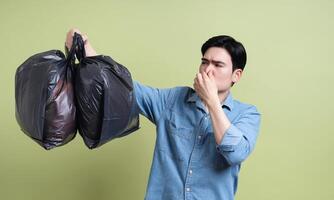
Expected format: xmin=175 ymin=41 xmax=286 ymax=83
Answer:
xmin=202 ymin=63 xmax=214 ymax=74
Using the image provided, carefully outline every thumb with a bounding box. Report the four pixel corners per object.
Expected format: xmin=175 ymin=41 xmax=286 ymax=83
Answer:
xmin=81 ymin=34 xmax=88 ymax=42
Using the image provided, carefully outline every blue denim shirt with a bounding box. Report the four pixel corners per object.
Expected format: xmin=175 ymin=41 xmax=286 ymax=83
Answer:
xmin=134 ymin=81 xmax=261 ymax=200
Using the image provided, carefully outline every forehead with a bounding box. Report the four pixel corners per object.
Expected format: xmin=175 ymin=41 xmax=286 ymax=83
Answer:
xmin=203 ymin=47 xmax=232 ymax=65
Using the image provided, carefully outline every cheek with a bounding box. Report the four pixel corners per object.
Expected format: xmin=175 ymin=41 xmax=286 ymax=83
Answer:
xmin=214 ymin=71 xmax=226 ymax=81
xmin=213 ymin=73 xmax=223 ymax=87
xmin=214 ymin=71 xmax=232 ymax=87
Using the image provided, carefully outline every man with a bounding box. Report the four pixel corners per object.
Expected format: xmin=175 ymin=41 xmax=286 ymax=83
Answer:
xmin=66 ymin=29 xmax=261 ymax=200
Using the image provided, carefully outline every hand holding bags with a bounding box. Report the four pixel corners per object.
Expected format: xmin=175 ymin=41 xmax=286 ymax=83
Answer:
xmin=15 ymin=33 xmax=139 ymax=150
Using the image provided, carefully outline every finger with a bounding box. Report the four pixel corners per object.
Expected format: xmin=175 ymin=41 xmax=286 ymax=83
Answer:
xmin=71 ymin=28 xmax=82 ymax=35
xmin=208 ymin=70 xmax=214 ymax=79
xmin=196 ymin=73 xmax=203 ymax=83
xmin=81 ymin=34 xmax=88 ymax=41
xmin=195 ymin=73 xmax=201 ymax=82
xmin=81 ymin=34 xmax=89 ymax=44
xmin=203 ymin=71 xmax=211 ymax=81
xmin=65 ymin=33 xmax=73 ymax=49
xmin=193 ymin=77 xmax=199 ymax=87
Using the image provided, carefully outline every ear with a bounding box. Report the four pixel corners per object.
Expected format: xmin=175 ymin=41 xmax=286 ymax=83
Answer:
xmin=232 ymin=69 xmax=243 ymax=84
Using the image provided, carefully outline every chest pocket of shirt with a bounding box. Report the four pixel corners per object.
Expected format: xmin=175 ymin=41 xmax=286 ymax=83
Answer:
xmin=166 ymin=111 xmax=193 ymax=140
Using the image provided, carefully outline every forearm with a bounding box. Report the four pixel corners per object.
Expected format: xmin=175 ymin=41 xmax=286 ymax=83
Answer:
xmin=211 ymin=104 xmax=261 ymax=166
xmin=207 ymin=97 xmax=231 ymax=145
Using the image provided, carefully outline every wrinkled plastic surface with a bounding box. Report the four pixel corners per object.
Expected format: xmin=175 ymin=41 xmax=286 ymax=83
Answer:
xmin=15 ymin=47 xmax=77 ymax=150
xmin=75 ymin=36 xmax=139 ymax=149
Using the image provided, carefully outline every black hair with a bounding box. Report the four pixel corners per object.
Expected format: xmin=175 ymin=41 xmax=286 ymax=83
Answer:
xmin=201 ymin=35 xmax=247 ymax=71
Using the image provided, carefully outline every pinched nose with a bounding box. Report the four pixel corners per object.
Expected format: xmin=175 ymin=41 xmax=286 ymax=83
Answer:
xmin=200 ymin=63 xmax=215 ymax=75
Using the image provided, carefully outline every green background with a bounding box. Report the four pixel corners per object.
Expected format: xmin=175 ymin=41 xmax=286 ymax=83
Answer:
xmin=1 ymin=0 xmax=333 ymax=199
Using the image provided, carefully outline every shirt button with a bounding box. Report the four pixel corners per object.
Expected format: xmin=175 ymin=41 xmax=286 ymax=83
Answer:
xmin=186 ymin=188 xmax=190 ymax=192
xmin=189 ymin=170 xmax=193 ymax=174
xmin=198 ymin=135 xmax=202 ymax=139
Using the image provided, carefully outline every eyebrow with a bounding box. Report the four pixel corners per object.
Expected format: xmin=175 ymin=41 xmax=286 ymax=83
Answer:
xmin=201 ymin=58 xmax=226 ymax=65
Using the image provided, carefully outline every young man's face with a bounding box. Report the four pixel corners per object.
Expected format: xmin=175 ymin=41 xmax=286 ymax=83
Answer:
xmin=199 ymin=47 xmax=242 ymax=94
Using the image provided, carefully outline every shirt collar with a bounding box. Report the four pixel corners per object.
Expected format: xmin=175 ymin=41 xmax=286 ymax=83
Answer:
xmin=223 ymin=92 xmax=234 ymax=111
xmin=187 ymin=89 xmax=234 ymax=111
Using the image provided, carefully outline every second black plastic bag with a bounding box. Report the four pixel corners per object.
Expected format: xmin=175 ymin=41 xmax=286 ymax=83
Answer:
xmin=74 ymin=35 xmax=139 ymax=149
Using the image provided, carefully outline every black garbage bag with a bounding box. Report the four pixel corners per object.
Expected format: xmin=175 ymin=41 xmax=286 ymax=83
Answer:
xmin=74 ymin=35 xmax=139 ymax=149
xmin=15 ymin=37 xmax=79 ymax=150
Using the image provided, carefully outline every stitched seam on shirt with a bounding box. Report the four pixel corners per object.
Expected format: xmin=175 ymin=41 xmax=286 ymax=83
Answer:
xmin=156 ymin=87 xmax=179 ymax=123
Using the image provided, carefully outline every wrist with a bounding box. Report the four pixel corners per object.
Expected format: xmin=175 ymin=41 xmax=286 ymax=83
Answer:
xmin=206 ymin=95 xmax=220 ymax=110
xmin=84 ymin=42 xmax=97 ymax=57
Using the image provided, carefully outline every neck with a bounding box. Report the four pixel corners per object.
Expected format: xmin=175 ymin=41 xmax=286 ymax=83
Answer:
xmin=218 ymin=90 xmax=230 ymax=104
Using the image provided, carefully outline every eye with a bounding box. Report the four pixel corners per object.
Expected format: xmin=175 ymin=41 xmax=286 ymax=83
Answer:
xmin=201 ymin=60 xmax=209 ymax=65
xmin=215 ymin=63 xmax=223 ymax=68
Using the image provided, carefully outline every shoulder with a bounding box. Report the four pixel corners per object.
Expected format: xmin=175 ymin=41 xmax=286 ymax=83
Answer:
xmin=233 ymin=99 xmax=261 ymax=116
xmin=157 ymin=86 xmax=193 ymax=107
xmin=169 ymin=86 xmax=193 ymax=98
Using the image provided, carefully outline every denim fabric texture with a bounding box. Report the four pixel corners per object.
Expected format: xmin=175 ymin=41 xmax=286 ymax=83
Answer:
xmin=134 ymin=81 xmax=261 ymax=200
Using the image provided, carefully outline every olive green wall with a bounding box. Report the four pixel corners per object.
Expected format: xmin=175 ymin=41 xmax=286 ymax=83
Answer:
xmin=0 ymin=0 xmax=333 ymax=199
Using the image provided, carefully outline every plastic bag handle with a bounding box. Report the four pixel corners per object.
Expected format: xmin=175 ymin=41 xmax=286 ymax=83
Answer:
xmin=74 ymin=33 xmax=86 ymax=61
xmin=64 ymin=32 xmax=85 ymax=63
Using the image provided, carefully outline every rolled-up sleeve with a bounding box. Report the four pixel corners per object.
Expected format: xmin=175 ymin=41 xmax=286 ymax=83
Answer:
xmin=133 ymin=81 xmax=173 ymax=124
xmin=216 ymin=105 xmax=261 ymax=165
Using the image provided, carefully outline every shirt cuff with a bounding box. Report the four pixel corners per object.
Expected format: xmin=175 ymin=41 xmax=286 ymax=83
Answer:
xmin=216 ymin=124 xmax=243 ymax=152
